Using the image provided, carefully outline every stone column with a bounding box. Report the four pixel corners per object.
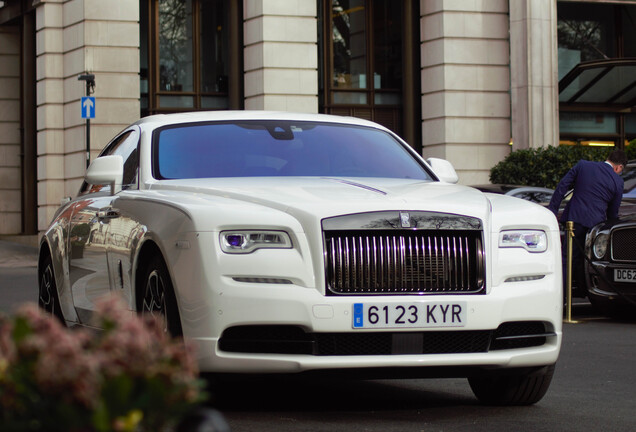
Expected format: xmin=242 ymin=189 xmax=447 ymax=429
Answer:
xmin=0 ymin=26 xmax=21 ymax=234
xmin=35 ymin=0 xmax=65 ymax=231
xmin=420 ymin=0 xmax=512 ymax=185
xmin=36 ymin=0 xmax=140 ymax=231
xmin=243 ymin=0 xmax=318 ymax=112
xmin=509 ymin=0 xmax=559 ymax=150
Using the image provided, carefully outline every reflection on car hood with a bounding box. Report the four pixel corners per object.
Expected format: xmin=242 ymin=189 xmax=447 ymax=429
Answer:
xmin=146 ymin=177 xmax=493 ymax=225
xmin=617 ymin=198 xmax=636 ymax=220
xmin=593 ymin=199 xmax=636 ymax=230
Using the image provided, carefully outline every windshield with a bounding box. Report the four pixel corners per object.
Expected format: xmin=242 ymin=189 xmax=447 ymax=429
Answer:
xmin=154 ymin=121 xmax=433 ymax=181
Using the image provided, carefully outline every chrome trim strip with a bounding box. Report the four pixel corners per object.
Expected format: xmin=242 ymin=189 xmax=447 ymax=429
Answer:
xmin=322 ymin=211 xmax=482 ymax=231
xmin=323 ymin=178 xmax=388 ymax=195
xmin=494 ymin=332 xmax=556 ymax=341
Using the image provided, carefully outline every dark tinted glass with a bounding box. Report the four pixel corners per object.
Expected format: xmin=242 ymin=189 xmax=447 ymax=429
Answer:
xmin=557 ymin=3 xmax=615 ymax=80
xmin=200 ymin=0 xmax=229 ymax=94
xmin=331 ymin=0 xmax=366 ymax=90
xmin=623 ymin=164 xmax=636 ymax=198
xmin=159 ymin=0 xmax=194 ymax=92
xmin=154 ymin=121 xmax=432 ymax=180
xmin=373 ymin=0 xmax=402 ymax=91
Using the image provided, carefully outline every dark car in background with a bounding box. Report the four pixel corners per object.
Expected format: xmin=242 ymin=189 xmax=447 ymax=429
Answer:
xmin=584 ymin=160 xmax=636 ymax=316
xmin=471 ymin=184 xmax=554 ymax=204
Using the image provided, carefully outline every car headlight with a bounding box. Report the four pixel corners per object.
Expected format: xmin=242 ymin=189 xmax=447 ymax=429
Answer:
xmin=220 ymin=230 xmax=292 ymax=254
xmin=499 ymin=230 xmax=547 ymax=252
xmin=592 ymin=233 xmax=609 ymax=259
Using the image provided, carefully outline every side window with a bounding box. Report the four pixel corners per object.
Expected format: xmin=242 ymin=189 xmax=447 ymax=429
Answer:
xmin=79 ymin=128 xmax=140 ymax=195
xmin=111 ymin=130 xmax=140 ymax=190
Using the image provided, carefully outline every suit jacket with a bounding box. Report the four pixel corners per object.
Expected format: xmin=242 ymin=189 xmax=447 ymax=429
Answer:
xmin=548 ymin=160 xmax=624 ymax=228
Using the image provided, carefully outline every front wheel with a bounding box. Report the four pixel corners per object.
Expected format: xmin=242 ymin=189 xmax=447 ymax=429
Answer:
xmin=38 ymin=254 xmax=65 ymax=324
xmin=140 ymin=254 xmax=183 ymax=337
xmin=468 ymin=364 xmax=555 ymax=406
xmin=588 ymin=295 xmax=633 ymax=319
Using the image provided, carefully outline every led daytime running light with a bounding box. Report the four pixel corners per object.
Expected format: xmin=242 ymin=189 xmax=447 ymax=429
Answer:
xmin=499 ymin=230 xmax=547 ymax=252
xmin=221 ymin=230 xmax=292 ymax=254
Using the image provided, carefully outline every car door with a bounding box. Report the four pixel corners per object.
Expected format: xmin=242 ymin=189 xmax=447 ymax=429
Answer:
xmin=68 ymin=127 xmax=140 ymax=323
xmin=103 ymin=128 xmax=142 ymax=310
xmin=68 ymin=193 xmax=117 ymax=324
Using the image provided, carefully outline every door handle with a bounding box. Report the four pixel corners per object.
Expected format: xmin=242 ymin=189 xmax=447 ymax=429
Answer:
xmin=97 ymin=209 xmax=120 ymax=220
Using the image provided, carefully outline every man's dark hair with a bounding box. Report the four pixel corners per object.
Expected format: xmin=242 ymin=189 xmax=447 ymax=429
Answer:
xmin=607 ymin=149 xmax=628 ymax=167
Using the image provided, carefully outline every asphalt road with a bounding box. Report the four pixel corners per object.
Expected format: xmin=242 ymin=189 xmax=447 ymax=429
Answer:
xmin=1 ymin=240 xmax=634 ymax=432
xmin=0 ymin=240 xmax=38 ymax=314
xmin=211 ymin=307 xmax=636 ymax=432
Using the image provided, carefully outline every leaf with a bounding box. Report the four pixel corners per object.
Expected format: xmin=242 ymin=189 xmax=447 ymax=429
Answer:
xmin=490 ymin=145 xmax=617 ymax=188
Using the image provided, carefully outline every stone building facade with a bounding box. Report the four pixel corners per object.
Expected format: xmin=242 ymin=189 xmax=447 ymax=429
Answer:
xmin=0 ymin=0 xmax=634 ymax=236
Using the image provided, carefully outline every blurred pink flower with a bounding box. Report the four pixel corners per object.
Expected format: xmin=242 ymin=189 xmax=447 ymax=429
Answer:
xmin=0 ymin=297 xmax=206 ymax=431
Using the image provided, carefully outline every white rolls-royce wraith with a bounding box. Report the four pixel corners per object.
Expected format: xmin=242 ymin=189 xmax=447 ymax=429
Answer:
xmin=38 ymin=111 xmax=562 ymax=405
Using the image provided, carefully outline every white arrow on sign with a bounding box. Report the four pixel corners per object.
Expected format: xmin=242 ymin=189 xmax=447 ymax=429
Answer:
xmin=83 ymin=97 xmax=94 ymax=118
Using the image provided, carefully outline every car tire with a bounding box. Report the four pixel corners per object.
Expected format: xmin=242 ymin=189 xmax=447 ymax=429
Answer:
xmin=38 ymin=254 xmax=65 ymax=324
xmin=140 ymin=254 xmax=183 ymax=337
xmin=588 ymin=296 xmax=633 ymax=319
xmin=468 ymin=364 xmax=555 ymax=406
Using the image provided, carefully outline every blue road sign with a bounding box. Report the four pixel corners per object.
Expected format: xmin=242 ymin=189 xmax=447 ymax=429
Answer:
xmin=81 ymin=96 xmax=95 ymax=119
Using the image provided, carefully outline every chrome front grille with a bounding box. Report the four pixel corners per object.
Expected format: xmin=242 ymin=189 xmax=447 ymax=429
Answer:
xmin=611 ymin=227 xmax=636 ymax=262
xmin=323 ymin=211 xmax=485 ymax=296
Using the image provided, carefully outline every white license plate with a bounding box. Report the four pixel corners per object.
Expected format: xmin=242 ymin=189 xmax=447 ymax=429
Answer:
xmin=614 ymin=269 xmax=636 ymax=282
xmin=352 ymin=302 xmax=467 ymax=329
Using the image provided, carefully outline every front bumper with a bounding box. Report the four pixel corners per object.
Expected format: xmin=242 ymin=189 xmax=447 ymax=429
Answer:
xmin=586 ymin=261 xmax=636 ymax=305
xmin=186 ymin=275 xmax=562 ymax=373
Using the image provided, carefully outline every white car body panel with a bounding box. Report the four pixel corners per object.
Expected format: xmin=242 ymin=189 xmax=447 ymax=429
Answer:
xmin=39 ymin=111 xmax=562 ymax=379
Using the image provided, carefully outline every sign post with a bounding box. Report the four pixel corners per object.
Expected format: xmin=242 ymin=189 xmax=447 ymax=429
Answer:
xmin=78 ymin=74 xmax=95 ymax=168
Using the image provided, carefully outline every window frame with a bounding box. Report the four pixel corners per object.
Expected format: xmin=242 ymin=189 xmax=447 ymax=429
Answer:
xmin=557 ymin=2 xmax=636 ymax=147
xmin=318 ymin=0 xmax=421 ymax=150
xmin=322 ymin=1 xmax=403 ymax=109
xmin=141 ymin=0 xmax=243 ymax=116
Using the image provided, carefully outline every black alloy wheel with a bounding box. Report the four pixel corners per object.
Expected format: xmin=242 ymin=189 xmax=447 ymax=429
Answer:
xmin=38 ymin=254 xmax=65 ymax=323
xmin=141 ymin=255 xmax=183 ymax=337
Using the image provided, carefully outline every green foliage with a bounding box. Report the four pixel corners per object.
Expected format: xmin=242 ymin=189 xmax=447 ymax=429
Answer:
xmin=628 ymin=139 xmax=636 ymax=160
xmin=70 ymin=223 xmax=90 ymax=238
xmin=490 ymin=144 xmax=634 ymax=189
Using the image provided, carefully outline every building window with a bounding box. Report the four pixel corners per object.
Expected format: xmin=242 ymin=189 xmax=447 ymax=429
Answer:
xmin=557 ymin=2 xmax=636 ymax=147
xmin=557 ymin=3 xmax=616 ymax=80
xmin=320 ymin=0 xmax=418 ymax=143
xmin=141 ymin=0 xmax=242 ymax=116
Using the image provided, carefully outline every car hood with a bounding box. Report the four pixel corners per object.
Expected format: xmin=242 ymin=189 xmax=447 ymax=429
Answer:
xmin=140 ymin=177 xmax=554 ymax=235
xmin=618 ymin=198 xmax=636 ymax=218
xmin=583 ymin=199 xmax=636 ymax=234
xmin=144 ymin=177 xmax=493 ymax=229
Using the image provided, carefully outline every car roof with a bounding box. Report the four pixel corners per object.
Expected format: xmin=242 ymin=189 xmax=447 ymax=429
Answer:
xmin=134 ymin=110 xmax=392 ymax=132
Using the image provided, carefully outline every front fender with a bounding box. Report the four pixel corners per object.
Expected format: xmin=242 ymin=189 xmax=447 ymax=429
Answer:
xmin=40 ymin=218 xmax=79 ymax=324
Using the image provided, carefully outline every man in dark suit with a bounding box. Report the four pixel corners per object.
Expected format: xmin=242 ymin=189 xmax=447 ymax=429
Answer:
xmin=548 ymin=149 xmax=627 ymax=297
